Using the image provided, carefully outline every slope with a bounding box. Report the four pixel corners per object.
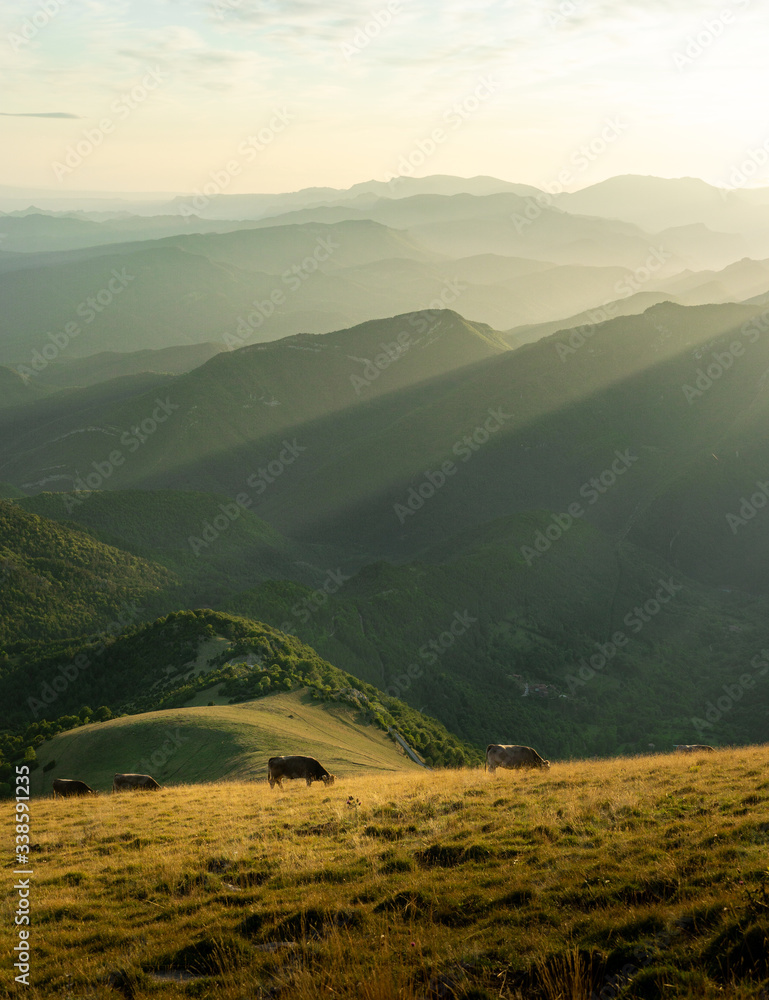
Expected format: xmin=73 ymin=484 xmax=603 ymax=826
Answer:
xmin=30 ymin=342 xmax=224 ymax=389
xmin=8 ymin=299 xmax=769 ymax=596
xmin=29 ymin=689 xmax=424 ymax=795
xmin=225 ymin=513 xmax=769 ymax=756
xmin=0 ymin=500 xmax=175 ymax=647
xmin=560 ymin=174 xmax=769 ymax=253
xmin=231 ymin=301 xmax=769 ymax=592
xmin=0 ymin=365 xmax=52 ymax=409
xmin=503 ymin=290 xmax=682 ymax=348
xmin=16 ymin=489 xmax=334 ymax=603
xmin=16 ymin=751 xmax=769 ymax=999
xmin=0 ymin=246 xmax=258 ymax=363
xmin=0 ymin=220 xmax=445 ymax=365
xmin=0 ymin=310 xmax=509 ymax=497
xmin=6 ymin=609 xmax=475 ymax=768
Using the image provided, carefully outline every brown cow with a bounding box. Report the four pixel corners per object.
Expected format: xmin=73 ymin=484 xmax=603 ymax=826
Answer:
xmin=113 ymin=773 xmax=161 ymax=791
xmin=674 ymin=744 xmax=715 ymax=753
xmin=485 ymin=744 xmax=550 ymax=772
xmin=52 ymin=778 xmax=96 ymax=797
xmin=267 ymin=755 xmax=335 ymax=789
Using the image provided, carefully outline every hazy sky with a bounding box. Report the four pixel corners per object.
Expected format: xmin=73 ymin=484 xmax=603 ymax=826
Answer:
xmin=2 ymin=0 xmax=768 ymax=194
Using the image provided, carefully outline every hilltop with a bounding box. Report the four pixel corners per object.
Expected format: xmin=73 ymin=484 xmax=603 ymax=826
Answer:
xmin=0 ymin=309 xmax=507 ymax=497
xmin=28 ymin=689 xmax=425 ymax=796
xmin=2 ymin=609 xmax=476 ymax=772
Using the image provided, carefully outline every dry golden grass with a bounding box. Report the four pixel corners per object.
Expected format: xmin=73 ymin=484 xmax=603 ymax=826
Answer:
xmin=4 ymin=747 xmax=769 ymax=998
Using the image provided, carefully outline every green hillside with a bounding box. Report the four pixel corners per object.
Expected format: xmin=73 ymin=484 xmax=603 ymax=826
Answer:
xmin=0 ymin=246 xmax=261 ymax=363
xmin=0 ymin=365 xmax=51 ymax=409
xmin=29 ymin=689 xmax=423 ymax=795
xmin=234 ymin=300 xmax=769 ymax=593
xmin=16 ymin=490 xmax=328 ymax=603
xmin=503 ymin=290 xmax=681 ymax=348
xmin=8 ymin=298 xmax=759 ymax=589
xmin=0 ymin=310 xmax=509 ymax=498
xmin=0 ymin=219 xmax=447 ymax=365
xmin=0 ymin=500 xmax=175 ymax=648
xmin=10 ymin=489 xmax=767 ymax=761
xmin=2 ymin=609 xmax=477 ymax=770
xmin=30 ymin=342 xmax=224 ymax=389
xmin=0 ymin=482 xmax=26 ymax=499
xmin=6 ymin=300 xmax=769 ymax=765
xmin=225 ymin=513 xmax=769 ymax=757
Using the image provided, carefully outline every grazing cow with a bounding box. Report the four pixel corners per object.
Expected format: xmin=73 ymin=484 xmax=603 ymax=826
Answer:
xmin=52 ymin=778 xmax=96 ymax=798
xmin=674 ymin=744 xmax=715 ymax=753
xmin=485 ymin=744 xmax=550 ymax=772
xmin=112 ymin=773 xmax=161 ymax=791
xmin=267 ymin=755 xmax=335 ymax=789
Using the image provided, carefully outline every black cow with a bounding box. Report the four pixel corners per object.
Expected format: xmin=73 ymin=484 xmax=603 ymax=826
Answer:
xmin=267 ymin=755 xmax=335 ymax=789
xmin=52 ymin=778 xmax=96 ymax=797
xmin=113 ymin=773 xmax=161 ymax=791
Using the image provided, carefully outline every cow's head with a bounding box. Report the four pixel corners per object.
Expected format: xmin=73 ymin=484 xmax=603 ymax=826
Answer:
xmin=541 ymin=760 xmax=551 ymax=769
xmin=323 ymin=774 xmax=336 ymax=786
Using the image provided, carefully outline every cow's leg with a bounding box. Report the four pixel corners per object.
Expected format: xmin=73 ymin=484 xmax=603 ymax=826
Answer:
xmin=306 ymin=776 xmax=313 ymax=787
xmin=268 ymin=776 xmax=275 ymax=789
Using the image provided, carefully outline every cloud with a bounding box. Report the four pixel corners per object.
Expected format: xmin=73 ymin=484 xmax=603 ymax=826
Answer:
xmin=114 ymin=23 xmax=261 ymax=93
xmin=0 ymin=111 xmax=83 ymax=118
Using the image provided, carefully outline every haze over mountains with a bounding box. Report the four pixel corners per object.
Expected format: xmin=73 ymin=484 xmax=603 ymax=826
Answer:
xmin=5 ymin=174 xmax=769 ymax=374
xmin=3 ymin=172 xmax=769 ymax=766
xmin=10 ymin=0 xmax=769 ymax=988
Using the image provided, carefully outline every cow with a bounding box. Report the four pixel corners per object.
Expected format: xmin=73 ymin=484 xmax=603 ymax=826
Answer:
xmin=52 ymin=778 xmax=96 ymax=797
xmin=485 ymin=744 xmax=550 ymax=772
xmin=674 ymin=744 xmax=715 ymax=753
xmin=267 ymin=755 xmax=335 ymax=789
xmin=112 ymin=773 xmax=161 ymax=791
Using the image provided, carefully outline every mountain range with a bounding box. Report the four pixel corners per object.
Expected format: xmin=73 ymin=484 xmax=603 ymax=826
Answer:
xmin=3 ymin=172 xmax=769 ymax=781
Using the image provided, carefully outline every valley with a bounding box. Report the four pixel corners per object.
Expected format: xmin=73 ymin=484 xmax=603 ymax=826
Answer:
xmin=3 ymin=172 xmax=769 ymax=998
xmin=7 ymin=3 xmax=769 ymax=993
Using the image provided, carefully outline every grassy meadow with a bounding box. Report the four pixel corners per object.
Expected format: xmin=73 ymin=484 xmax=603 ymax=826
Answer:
xmin=5 ymin=746 xmax=769 ymax=998
xmin=28 ymin=691 xmax=423 ymax=796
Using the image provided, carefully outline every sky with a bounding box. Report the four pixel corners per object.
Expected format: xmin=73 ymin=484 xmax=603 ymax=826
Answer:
xmin=1 ymin=0 xmax=769 ymax=195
